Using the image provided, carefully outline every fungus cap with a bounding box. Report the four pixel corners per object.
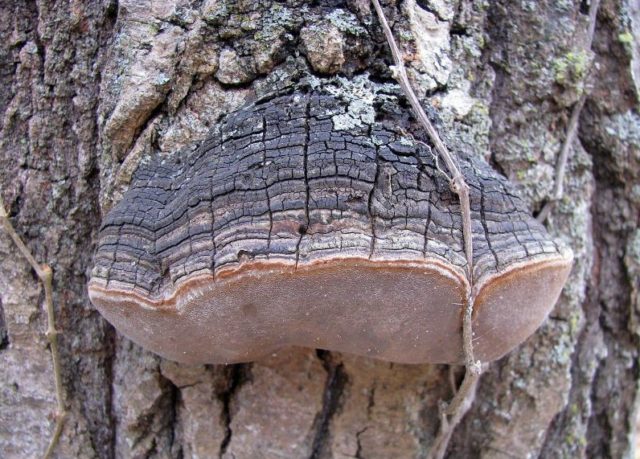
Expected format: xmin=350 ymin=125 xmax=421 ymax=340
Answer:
xmin=89 ymin=88 xmax=573 ymax=365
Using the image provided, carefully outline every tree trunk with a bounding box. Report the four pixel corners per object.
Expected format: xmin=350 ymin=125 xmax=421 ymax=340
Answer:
xmin=1 ymin=0 xmax=638 ymax=458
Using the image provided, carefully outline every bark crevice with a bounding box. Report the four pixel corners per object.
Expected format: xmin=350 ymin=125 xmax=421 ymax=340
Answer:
xmin=309 ymin=350 xmax=348 ymax=459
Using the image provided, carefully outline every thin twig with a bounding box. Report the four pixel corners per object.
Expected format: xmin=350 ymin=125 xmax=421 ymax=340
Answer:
xmin=426 ymin=292 xmax=484 ymax=459
xmin=537 ymin=0 xmax=600 ymax=223
xmin=447 ymin=366 xmax=458 ymax=395
xmin=429 ymin=369 xmax=483 ymax=459
xmin=536 ymin=96 xmax=585 ymax=222
xmin=370 ymin=1 xmax=481 ymax=456
xmin=0 ymin=196 xmax=67 ymax=458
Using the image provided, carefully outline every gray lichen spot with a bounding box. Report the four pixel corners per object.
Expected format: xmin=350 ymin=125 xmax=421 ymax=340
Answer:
xmin=326 ymin=8 xmax=367 ymax=36
xmin=332 ymin=100 xmax=375 ymax=131
xmin=602 ymin=110 xmax=640 ymax=147
xmin=318 ymin=75 xmax=386 ymax=130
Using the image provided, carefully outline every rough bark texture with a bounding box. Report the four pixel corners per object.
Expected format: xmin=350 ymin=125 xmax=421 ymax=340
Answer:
xmin=0 ymin=0 xmax=638 ymax=458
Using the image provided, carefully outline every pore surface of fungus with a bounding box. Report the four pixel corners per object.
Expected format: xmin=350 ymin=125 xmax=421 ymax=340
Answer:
xmin=89 ymin=83 xmax=572 ymax=365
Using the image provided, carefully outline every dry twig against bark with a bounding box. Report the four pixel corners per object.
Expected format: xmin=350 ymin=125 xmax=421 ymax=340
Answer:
xmin=0 ymin=196 xmax=67 ymax=458
xmin=537 ymin=0 xmax=600 ymax=223
xmin=370 ymin=1 xmax=482 ymax=456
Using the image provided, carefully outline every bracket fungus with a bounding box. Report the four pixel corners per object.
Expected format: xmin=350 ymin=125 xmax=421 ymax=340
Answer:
xmin=89 ymin=84 xmax=572 ymax=365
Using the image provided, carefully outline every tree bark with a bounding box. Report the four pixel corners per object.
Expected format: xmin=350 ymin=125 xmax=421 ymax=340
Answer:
xmin=0 ymin=1 xmax=638 ymax=458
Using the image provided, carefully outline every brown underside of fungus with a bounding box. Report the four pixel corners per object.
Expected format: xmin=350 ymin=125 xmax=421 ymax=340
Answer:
xmin=89 ymin=82 xmax=572 ymax=365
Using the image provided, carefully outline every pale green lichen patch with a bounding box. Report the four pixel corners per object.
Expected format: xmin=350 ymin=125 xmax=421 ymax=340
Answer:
xmin=618 ymin=32 xmax=634 ymax=44
xmin=553 ymin=50 xmax=591 ymax=88
xmin=549 ymin=48 xmax=594 ymax=107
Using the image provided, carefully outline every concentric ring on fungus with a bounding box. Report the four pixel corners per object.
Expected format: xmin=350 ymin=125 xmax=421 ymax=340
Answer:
xmin=88 ymin=87 xmax=573 ymax=365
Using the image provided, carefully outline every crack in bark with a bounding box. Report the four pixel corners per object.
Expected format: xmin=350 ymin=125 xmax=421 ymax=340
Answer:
xmin=478 ymin=179 xmax=500 ymax=269
xmin=104 ymin=325 xmax=117 ymax=459
xmin=354 ymin=427 xmax=368 ymax=459
xmin=166 ymin=376 xmax=181 ymax=457
xmin=0 ymin=298 xmax=8 ymax=351
xmin=218 ymin=364 xmax=249 ymax=458
xmin=367 ymin=133 xmax=380 ymax=260
xmin=309 ymin=350 xmax=348 ymax=459
xmin=295 ymin=94 xmax=312 ymax=269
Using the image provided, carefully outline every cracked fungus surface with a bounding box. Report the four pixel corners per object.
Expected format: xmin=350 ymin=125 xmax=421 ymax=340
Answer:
xmin=89 ymin=85 xmax=572 ymax=365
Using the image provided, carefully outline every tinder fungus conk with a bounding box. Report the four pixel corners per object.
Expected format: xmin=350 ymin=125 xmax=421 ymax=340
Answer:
xmin=89 ymin=83 xmax=573 ymax=365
